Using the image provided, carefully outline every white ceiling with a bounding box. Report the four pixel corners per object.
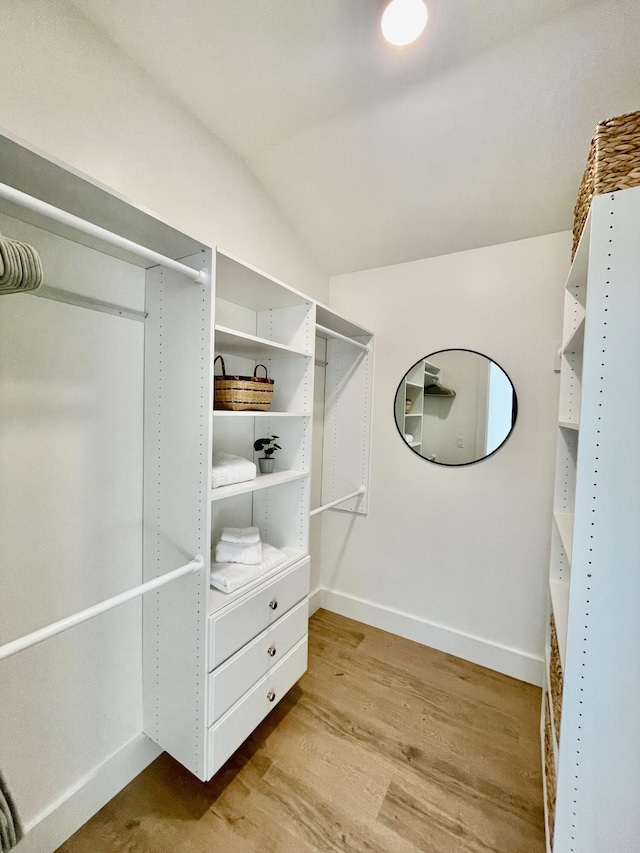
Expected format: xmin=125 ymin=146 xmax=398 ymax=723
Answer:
xmin=68 ymin=0 xmax=640 ymax=275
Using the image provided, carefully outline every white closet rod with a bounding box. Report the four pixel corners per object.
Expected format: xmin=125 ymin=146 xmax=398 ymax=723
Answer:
xmin=0 ymin=555 xmax=204 ymax=663
xmin=310 ymin=487 xmax=365 ymax=517
xmin=33 ymin=285 xmax=147 ymax=322
xmin=315 ymin=324 xmax=370 ymax=352
xmin=0 ymin=182 xmax=209 ymax=285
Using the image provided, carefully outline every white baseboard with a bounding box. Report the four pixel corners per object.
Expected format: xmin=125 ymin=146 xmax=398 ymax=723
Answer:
xmin=17 ymin=734 xmax=162 ymax=853
xmin=308 ymin=587 xmax=323 ymax=616
xmin=319 ymin=589 xmax=543 ymax=686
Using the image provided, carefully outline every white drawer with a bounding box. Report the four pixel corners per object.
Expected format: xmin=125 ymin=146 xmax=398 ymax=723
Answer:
xmin=208 ymin=557 xmax=309 ymax=669
xmin=206 ymin=635 xmax=308 ymax=779
xmin=207 ymin=598 xmax=308 ymax=726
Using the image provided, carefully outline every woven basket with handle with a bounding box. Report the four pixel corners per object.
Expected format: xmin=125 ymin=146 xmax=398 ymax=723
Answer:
xmin=214 ymin=355 xmax=274 ymax=411
xmin=573 ymin=110 xmax=640 ymax=259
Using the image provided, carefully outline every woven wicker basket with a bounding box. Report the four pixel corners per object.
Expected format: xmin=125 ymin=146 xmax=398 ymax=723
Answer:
xmin=549 ymin=615 xmax=563 ymax=743
xmin=214 ymin=355 xmax=274 ymax=412
xmin=573 ymin=110 xmax=640 ymax=259
xmin=544 ymin=694 xmax=557 ymax=845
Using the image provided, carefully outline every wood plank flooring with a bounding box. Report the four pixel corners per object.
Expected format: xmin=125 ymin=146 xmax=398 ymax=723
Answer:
xmin=56 ymin=609 xmax=545 ymax=853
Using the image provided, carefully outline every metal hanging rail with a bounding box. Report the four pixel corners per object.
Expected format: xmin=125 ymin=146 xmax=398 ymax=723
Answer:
xmin=0 ymin=181 xmax=209 ymax=284
xmin=310 ymin=487 xmax=365 ymax=517
xmin=0 ymin=555 xmax=204 ymax=663
xmin=315 ymin=323 xmax=370 ymax=352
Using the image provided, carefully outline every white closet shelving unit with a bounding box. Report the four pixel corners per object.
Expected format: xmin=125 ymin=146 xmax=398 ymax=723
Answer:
xmin=0 ymin=132 xmax=213 ymax=836
xmin=0 ymin=134 xmax=374 ymax=845
xmin=145 ymin=248 xmax=317 ymax=781
xmin=542 ymin=186 xmax=640 ymax=852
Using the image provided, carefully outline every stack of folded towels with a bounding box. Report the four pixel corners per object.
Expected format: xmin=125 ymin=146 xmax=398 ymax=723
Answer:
xmin=211 ymin=452 xmax=256 ymax=489
xmin=210 ymin=526 xmax=287 ymax=593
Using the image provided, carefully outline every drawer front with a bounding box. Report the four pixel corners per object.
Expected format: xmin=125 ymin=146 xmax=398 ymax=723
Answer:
xmin=207 ymin=598 xmax=308 ymax=726
xmin=208 ymin=558 xmax=309 ymax=669
xmin=206 ymin=635 xmax=308 ymax=779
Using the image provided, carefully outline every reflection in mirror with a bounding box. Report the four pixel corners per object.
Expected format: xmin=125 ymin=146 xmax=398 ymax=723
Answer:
xmin=394 ymin=349 xmax=517 ymax=466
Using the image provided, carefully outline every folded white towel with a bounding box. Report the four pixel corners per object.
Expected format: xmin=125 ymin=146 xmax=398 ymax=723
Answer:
xmin=210 ymin=543 xmax=288 ymax=593
xmin=254 ymin=542 xmax=288 ymax=572
xmin=214 ymin=539 xmax=262 ymax=565
xmin=220 ymin=526 xmax=261 ymax=545
xmin=210 ymin=561 xmax=263 ymax=593
xmin=211 ymin=452 xmax=256 ymax=489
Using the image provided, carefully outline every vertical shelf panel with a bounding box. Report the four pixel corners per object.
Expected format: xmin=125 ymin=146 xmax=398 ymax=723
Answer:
xmin=142 ymin=250 xmax=213 ymax=781
xmin=554 ymin=426 xmax=579 ymax=517
xmin=558 ymin=343 xmax=583 ymax=428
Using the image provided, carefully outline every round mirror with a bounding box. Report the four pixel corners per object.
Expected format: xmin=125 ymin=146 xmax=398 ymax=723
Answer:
xmin=394 ymin=349 xmax=517 ymax=466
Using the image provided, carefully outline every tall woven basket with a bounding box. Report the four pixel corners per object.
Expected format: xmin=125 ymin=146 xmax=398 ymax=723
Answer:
xmin=213 ymin=355 xmax=274 ymax=411
xmin=549 ymin=614 xmax=563 ymax=743
xmin=573 ymin=110 xmax=640 ymax=259
xmin=544 ymin=693 xmax=556 ymax=845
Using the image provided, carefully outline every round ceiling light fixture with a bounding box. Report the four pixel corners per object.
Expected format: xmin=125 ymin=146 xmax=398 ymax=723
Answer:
xmin=381 ymin=0 xmax=428 ymax=46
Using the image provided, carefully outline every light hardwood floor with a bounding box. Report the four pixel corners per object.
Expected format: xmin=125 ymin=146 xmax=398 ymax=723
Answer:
xmin=56 ymin=609 xmax=545 ymax=853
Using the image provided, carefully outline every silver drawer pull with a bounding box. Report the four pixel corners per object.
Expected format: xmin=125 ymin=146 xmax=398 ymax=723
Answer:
xmin=269 ymin=599 xmax=278 ymax=610
xmin=267 ymin=645 xmax=277 ymax=657
xmin=267 ymin=690 xmax=276 ymax=702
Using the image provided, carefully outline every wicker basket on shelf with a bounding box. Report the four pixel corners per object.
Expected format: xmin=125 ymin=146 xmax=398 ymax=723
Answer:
xmin=573 ymin=110 xmax=640 ymax=259
xmin=213 ymin=355 xmax=274 ymax=411
xmin=544 ymin=694 xmax=557 ymax=845
xmin=549 ymin=614 xmax=563 ymax=742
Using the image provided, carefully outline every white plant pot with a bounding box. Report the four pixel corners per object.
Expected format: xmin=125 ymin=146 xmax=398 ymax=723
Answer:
xmin=258 ymin=457 xmax=275 ymax=474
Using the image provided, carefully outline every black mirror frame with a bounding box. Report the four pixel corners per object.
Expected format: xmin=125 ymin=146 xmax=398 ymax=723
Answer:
xmin=393 ymin=348 xmax=518 ymax=467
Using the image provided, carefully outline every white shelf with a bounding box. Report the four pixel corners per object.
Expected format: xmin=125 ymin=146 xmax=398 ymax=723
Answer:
xmin=424 ymin=361 xmax=440 ymax=380
xmin=553 ymin=511 xmax=574 ymax=563
xmin=409 ymin=440 xmax=421 ymax=448
xmin=215 ymin=326 xmax=312 ymax=360
xmin=207 ymin=548 xmax=307 ymax=614
xmin=0 ymin=134 xmax=208 ymax=270
xmin=558 ymin=419 xmax=580 ymax=431
xmin=213 ymin=410 xmax=311 ymax=418
xmin=216 ymin=250 xmax=310 ymax=311
xmin=314 ymin=303 xmax=373 ymax=340
xmin=549 ymin=578 xmax=569 ymax=670
xmin=210 ymin=468 xmax=307 ymax=501
xmin=406 ymin=381 xmax=423 ymax=388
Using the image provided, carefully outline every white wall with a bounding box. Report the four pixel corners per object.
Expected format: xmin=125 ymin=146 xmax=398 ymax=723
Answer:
xmin=0 ymin=3 xmax=327 ymax=851
xmin=0 ymin=0 xmax=328 ymax=303
xmin=323 ymin=232 xmax=570 ymax=684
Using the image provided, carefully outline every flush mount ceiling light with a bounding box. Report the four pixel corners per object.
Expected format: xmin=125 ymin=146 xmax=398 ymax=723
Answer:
xmin=381 ymin=0 xmax=428 ymax=46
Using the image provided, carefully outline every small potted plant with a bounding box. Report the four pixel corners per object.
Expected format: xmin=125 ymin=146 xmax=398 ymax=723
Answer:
xmin=253 ymin=435 xmax=281 ymax=474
